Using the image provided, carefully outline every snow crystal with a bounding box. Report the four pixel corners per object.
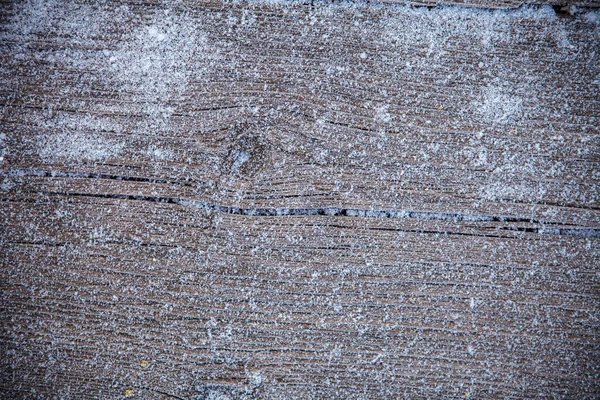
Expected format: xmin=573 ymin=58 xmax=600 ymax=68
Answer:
xmin=0 ymin=132 xmax=6 ymax=163
xmin=231 ymin=150 xmax=251 ymax=172
xmin=583 ymin=10 xmax=600 ymax=24
xmin=206 ymin=391 xmax=232 ymax=400
xmin=145 ymin=145 xmax=174 ymax=161
xmin=0 ymin=179 xmax=15 ymax=191
xmin=375 ymin=105 xmax=392 ymax=123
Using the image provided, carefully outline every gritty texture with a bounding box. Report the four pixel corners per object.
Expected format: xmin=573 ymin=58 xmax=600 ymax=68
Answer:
xmin=1 ymin=0 xmax=599 ymax=399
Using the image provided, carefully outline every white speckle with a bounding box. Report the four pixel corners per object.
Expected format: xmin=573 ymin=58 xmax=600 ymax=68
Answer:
xmin=371 ymin=354 xmax=384 ymax=363
xmin=0 ymin=132 xmax=6 ymax=163
xmin=147 ymin=25 xmax=166 ymax=41
xmin=248 ymin=371 xmax=265 ymax=386
xmin=145 ymin=145 xmax=174 ymax=161
xmin=584 ymin=11 xmax=600 ymax=24
xmin=375 ymin=105 xmax=392 ymax=123
xmin=231 ymin=150 xmax=251 ymax=171
xmin=1 ymin=179 xmax=15 ymax=191
xmin=206 ymin=392 xmax=231 ymax=400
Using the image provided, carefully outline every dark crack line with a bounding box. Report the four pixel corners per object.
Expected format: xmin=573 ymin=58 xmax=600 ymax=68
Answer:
xmin=6 ymin=168 xmax=205 ymax=188
xmin=6 ymin=168 xmax=598 ymax=215
xmin=30 ymin=191 xmax=600 ymax=238
xmin=129 ymin=384 xmax=187 ymax=400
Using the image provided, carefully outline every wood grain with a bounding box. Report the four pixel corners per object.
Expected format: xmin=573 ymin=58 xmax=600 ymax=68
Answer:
xmin=379 ymin=0 xmax=600 ymax=9
xmin=1 ymin=0 xmax=599 ymax=398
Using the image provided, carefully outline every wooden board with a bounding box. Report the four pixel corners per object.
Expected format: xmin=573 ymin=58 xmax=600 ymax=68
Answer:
xmin=380 ymin=0 xmax=600 ymax=8
xmin=1 ymin=1 xmax=599 ymax=398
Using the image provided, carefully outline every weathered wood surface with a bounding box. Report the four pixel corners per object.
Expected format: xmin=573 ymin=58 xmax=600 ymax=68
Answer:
xmin=1 ymin=1 xmax=599 ymax=399
xmin=380 ymin=0 xmax=600 ymax=9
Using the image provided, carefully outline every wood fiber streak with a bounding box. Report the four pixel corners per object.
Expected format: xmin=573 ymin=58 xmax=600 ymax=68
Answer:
xmin=1 ymin=0 xmax=599 ymax=399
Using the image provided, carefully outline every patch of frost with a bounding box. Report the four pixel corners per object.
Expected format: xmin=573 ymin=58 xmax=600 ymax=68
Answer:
xmin=37 ymin=115 xmax=124 ymax=161
xmin=475 ymin=85 xmax=524 ymax=125
xmin=107 ymin=13 xmax=219 ymax=102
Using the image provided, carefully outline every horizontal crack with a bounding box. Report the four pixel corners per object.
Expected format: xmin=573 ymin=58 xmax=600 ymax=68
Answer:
xmin=27 ymin=191 xmax=600 ymax=238
xmin=6 ymin=168 xmax=204 ymax=188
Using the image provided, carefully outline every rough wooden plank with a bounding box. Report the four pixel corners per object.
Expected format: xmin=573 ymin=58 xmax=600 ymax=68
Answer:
xmin=1 ymin=1 xmax=599 ymax=399
xmin=379 ymin=1 xmax=600 ymax=9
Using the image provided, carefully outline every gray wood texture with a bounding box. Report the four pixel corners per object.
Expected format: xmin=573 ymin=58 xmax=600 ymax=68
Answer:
xmin=382 ymin=0 xmax=600 ymax=8
xmin=1 ymin=0 xmax=599 ymax=398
